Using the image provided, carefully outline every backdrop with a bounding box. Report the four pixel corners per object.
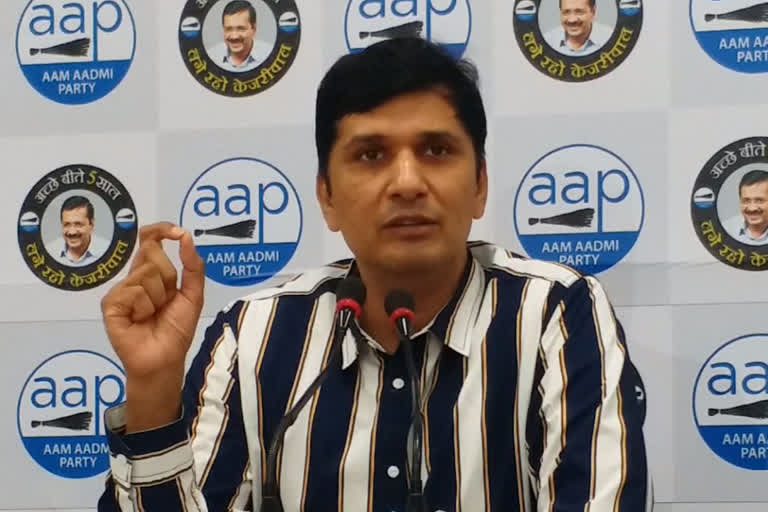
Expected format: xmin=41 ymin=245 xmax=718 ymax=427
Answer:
xmin=2 ymin=0 xmax=768 ymax=510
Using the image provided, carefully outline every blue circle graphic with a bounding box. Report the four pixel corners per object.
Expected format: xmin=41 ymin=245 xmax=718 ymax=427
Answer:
xmin=15 ymin=0 xmax=137 ymax=105
xmin=692 ymin=333 xmax=768 ymax=471
xmin=17 ymin=350 xmax=125 ymax=479
xmin=513 ymin=144 xmax=645 ymax=275
xmin=179 ymin=157 xmax=304 ymax=287
xmin=689 ymin=0 xmax=768 ymax=74
xmin=344 ymin=0 xmax=472 ymax=59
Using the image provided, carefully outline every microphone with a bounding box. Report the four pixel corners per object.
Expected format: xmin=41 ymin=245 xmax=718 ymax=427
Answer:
xmin=261 ymin=276 xmax=366 ymax=512
xmin=384 ymin=290 xmax=425 ymax=512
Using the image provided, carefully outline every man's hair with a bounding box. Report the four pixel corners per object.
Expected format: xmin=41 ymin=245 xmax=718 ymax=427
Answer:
xmin=559 ymin=0 xmax=596 ymax=8
xmin=739 ymin=170 xmax=768 ymax=194
xmin=61 ymin=195 xmax=94 ymax=222
xmin=315 ymin=37 xmax=487 ymax=182
xmin=222 ymin=0 xmax=256 ymax=26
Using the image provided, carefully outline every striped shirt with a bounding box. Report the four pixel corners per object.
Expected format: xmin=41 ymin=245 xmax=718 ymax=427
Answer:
xmin=98 ymin=242 xmax=651 ymax=512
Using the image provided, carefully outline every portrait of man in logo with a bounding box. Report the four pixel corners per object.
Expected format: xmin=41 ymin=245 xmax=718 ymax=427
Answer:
xmin=179 ymin=0 xmax=299 ymax=96
xmin=690 ymin=137 xmax=768 ymax=271
xmin=718 ymin=169 xmax=768 ymax=246
xmin=203 ymin=0 xmax=277 ymax=73
xmin=540 ymin=0 xmax=616 ymax=57
xmin=513 ymin=0 xmax=642 ymax=82
xmin=44 ymin=193 xmax=113 ymax=268
xmin=18 ymin=164 xmax=137 ymax=291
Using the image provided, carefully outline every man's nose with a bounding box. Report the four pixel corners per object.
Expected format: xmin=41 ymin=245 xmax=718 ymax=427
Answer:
xmin=390 ymin=150 xmax=427 ymax=200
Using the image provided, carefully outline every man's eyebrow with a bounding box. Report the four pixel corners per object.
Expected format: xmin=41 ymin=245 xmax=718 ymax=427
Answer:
xmin=341 ymin=134 xmax=386 ymax=149
xmin=421 ymin=130 xmax=463 ymax=143
xmin=341 ymin=130 xmax=462 ymax=150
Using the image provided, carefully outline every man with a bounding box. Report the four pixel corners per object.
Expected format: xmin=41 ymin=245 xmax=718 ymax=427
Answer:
xmin=725 ymin=170 xmax=768 ymax=245
xmin=208 ymin=0 xmax=272 ymax=73
xmin=544 ymin=0 xmax=613 ymax=57
xmin=98 ymin=38 xmax=651 ymax=511
xmin=51 ymin=195 xmax=107 ymax=267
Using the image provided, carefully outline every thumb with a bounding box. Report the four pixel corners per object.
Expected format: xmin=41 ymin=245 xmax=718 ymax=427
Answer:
xmin=178 ymin=230 xmax=205 ymax=306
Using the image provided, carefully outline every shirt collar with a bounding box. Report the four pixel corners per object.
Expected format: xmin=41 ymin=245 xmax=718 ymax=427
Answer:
xmin=340 ymin=250 xmax=485 ymax=369
xmin=61 ymin=241 xmax=94 ymax=263
xmin=738 ymin=221 xmax=768 ymax=241
xmin=559 ymin=31 xmax=596 ymax=51
xmin=223 ymin=48 xmax=256 ymax=67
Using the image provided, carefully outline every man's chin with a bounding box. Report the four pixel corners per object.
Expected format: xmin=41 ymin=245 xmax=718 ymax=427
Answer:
xmin=377 ymin=248 xmax=449 ymax=275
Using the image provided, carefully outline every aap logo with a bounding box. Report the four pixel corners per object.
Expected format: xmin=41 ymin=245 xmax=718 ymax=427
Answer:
xmin=693 ymin=334 xmax=768 ymax=470
xmin=514 ymin=144 xmax=645 ymax=274
xmin=16 ymin=0 xmax=136 ymax=105
xmin=345 ymin=0 xmax=472 ymax=59
xmin=17 ymin=350 xmax=125 ymax=479
xmin=690 ymin=0 xmax=768 ymax=73
xmin=180 ymin=157 xmax=303 ymax=287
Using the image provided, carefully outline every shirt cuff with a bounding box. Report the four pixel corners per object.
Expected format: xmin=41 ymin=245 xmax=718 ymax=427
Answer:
xmin=105 ymin=403 xmax=193 ymax=487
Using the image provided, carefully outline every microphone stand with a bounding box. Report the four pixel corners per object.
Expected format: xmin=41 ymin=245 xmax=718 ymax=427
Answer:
xmin=261 ymin=321 xmax=346 ymax=512
xmin=395 ymin=317 xmax=426 ymax=512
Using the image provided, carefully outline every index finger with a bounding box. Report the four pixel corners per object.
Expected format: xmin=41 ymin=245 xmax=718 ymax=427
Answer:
xmin=138 ymin=222 xmax=185 ymax=245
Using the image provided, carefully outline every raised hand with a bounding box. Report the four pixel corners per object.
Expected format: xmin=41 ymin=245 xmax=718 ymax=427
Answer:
xmin=100 ymin=222 xmax=205 ymax=431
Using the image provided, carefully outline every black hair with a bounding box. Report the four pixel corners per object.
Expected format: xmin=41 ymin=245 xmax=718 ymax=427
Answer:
xmin=222 ymin=0 xmax=256 ymax=26
xmin=315 ymin=37 xmax=486 ymax=183
xmin=739 ymin=169 xmax=768 ymax=194
xmin=61 ymin=195 xmax=94 ymax=222
xmin=559 ymin=0 xmax=596 ymax=8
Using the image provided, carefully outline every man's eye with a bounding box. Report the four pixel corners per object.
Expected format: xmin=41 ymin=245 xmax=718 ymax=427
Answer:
xmin=425 ymin=145 xmax=449 ymax=157
xmin=360 ymin=150 xmax=383 ymax=162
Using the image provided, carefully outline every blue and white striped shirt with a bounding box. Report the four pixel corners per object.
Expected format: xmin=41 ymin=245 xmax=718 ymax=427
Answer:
xmin=99 ymin=242 xmax=651 ymax=511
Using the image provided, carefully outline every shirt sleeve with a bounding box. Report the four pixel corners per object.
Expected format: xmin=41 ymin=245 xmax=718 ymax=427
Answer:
xmin=529 ymin=276 xmax=651 ymax=511
xmin=98 ymin=300 xmax=253 ymax=512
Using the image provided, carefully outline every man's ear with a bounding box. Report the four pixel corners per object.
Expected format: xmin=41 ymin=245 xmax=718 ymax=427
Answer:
xmin=473 ymin=160 xmax=488 ymax=220
xmin=316 ymin=173 xmax=341 ymax=232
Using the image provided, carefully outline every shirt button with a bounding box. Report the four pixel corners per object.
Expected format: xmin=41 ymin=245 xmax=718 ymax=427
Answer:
xmin=392 ymin=378 xmax=405 ymax=390
xmin=387 ymin=465 xmax=400 ymax=478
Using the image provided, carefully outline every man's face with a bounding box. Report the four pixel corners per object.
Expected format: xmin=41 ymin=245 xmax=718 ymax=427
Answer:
xmin=223 ymin=10 xmax=255 ymax=56
xmin=317 ymin=90 xmax=487 ymax=275
xmin=61 ymin=206 xmax=94 ymax=251
xmin=560 ymin=0 xmax=596 ymax=40
xmin=740 ymin=181 xmax=768 ymax=229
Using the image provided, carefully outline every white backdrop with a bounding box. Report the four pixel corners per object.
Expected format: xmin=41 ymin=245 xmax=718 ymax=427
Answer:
xmin=2 ymin=0 xmax=768 ymax=510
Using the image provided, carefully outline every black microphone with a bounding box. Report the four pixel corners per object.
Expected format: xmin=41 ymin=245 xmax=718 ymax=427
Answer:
xmin=385 ymin=290 xmax=426 ymax=512
xmin=261 ymin=276 xmax=366 ymax=512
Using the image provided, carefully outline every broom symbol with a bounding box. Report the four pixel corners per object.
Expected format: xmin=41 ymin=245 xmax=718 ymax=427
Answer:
xmin=30 ymin=37 xmax=90 ymax=57
xmin=705 ymin=2 xmax=768 ymax=22
xmin=528 ymin=208 xmax=595 ymax=228
xmin=360 ymin=21 xmax=424 ymax=39
xmin=194 ymin=219 xmax=257 ymax=239
xmin=709 ymin=398 xmax=768 ymax=419
xmin=31 ymin=411 xmax=92 ymax=431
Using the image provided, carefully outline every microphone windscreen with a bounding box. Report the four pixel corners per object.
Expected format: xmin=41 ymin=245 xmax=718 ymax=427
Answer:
xmin=336 ymin=276 xmax=366 ymax=305
xmin=384 ymin=289 xmax=415 ymax=317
